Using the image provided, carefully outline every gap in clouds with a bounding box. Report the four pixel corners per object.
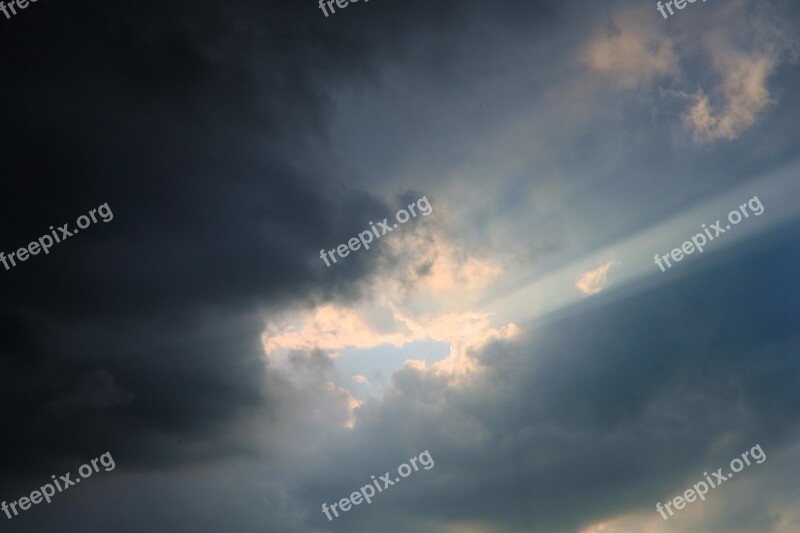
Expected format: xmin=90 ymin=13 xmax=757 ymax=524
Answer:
xmin=336 ymin=341 xmax=451 ymax=400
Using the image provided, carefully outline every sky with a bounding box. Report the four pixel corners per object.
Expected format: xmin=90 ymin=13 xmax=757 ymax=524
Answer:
xmin=0 ymin=0 xmax=799 ymax=531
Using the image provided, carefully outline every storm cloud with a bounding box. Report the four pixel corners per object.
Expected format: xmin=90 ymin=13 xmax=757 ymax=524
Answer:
xmin=0 ymin=0 xmax=798 ymax=531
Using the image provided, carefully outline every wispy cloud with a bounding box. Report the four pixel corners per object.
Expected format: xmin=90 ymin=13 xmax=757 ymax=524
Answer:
xmin=683 ymin=5 xmax=798 ymax=141
xmin=583 ymin=8 xmax=678 ymax=89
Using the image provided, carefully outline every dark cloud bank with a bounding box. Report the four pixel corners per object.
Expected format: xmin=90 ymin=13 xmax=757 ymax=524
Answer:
xmin=0 ymin=0 xmax=798 ymax=532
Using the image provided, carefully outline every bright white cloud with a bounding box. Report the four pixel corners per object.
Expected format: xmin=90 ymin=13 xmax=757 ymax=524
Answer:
xmin=262 ymin=304 xmax=410 ymax=354
xmin=575 ymin=260 xmax=617 ymax=296
xmin=262 ymin=229 xmax=515 ymax=386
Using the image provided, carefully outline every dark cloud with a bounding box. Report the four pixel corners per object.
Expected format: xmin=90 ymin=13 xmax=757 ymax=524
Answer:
xmin=0 ymin=0 xmax=798 ymax=531
xmin=0 ymin=0 xmax=518 ymax=502
xmin=0 ymin=0 xmax=398 ymax=485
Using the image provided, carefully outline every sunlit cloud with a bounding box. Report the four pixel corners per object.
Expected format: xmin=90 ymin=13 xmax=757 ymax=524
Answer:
xmin=575 ymin=260 xmax=618 ymax=296
xmin=683 ymin=51 xmax=776 ymax=141
xmin=262 ymin=229 xmax=514 ymax=384
xmin=262 ymin=304 xmax=410 ymax=354
xmin=682 ymin=2 xmax=799 ymax=141
xmin=584 ymin=2 xmax=798 ymax=141
xmin=583 ymin=7 xmax=678 ymax=89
